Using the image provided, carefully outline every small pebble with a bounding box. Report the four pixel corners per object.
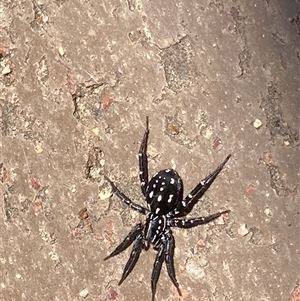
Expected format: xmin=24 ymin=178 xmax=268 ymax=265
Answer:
xmin=253 ymin=118 xmax=262 ymax=129
xmin=71 ymin=184 xmax=77 ymax=193
xmin=262 ymin=152 xmax=272 ymax=163
xmin=34 ymin=144 xmax=43 ymax=154
xmin=58 ymin=46 xmax=65 ymax=56
xmin=264 ymin=207 xmax=272 ymax=216
xmin=223 ymin=261 xmax=230 ymax=270
xmin=92 ymin=127 xmax=99 ymax=135
xmin=49 ymin=252 xmax=59 ymax=261
xmin=167 ymin=122 xmax=180 ymax=135
xmin=2 ymin=64 xmax=11 ymax=75
xmin=238 ymin=223 xmax=249 ymax=236
xmin=200 ymin=125 xmax=213 ymax=139
xmin=107 ymin=286 xmax=118 ymax=300
xmin=99 ymin=183 xmax=113 ymax=200
xmin=79 ymin=288 xmax=89 ymax=298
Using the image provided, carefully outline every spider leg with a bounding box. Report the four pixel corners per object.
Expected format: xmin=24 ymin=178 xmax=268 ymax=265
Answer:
xmin=151 ymin=243 xmax=165 ymax=301
xmin=164 ymin=230 xmax=182 ymax=296
xmin=104 ymin=223 xmax=143 ymax=260
xmin=170 ymin=210 xmax=230 ymax=228
xmin=139 ymin=116 xmax=149 ymax=197
xmin=118 ymin=233 xmax=144 ymax=286
xmin=176 ymin=154 xmax=231 ymax=217
xmin=105 ymin=175 xmax=148 ymax=215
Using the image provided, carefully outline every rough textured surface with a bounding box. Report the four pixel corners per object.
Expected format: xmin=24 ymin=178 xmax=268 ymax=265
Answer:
xmin=1 ymin=1 xmax=299 ymax=301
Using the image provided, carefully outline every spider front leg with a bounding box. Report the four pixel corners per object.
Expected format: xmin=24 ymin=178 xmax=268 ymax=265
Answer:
xmin=176 ymin=154 xmax=231 ymax=217
xmin=104 ymin=175 xmax=148 ymax=215
xmin=138 ymin=116 xmax=150 ymax=197
xmin=170 ymin=210 xmax=230 ymax=228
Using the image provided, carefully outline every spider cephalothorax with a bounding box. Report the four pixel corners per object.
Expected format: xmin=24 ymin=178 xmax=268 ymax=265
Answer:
xmin=104 ymin=117 xmax=231 ymax=301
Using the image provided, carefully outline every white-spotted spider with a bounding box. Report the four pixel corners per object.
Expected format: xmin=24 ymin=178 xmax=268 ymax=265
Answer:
xmin=104 ymin=117 xmax=231 ymax=301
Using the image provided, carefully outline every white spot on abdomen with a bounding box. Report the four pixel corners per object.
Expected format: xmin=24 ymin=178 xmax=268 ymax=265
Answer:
xmin=167 ymin=194 xmax=174 ymax=203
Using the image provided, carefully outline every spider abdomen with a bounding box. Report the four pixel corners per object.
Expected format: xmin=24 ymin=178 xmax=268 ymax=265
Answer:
xmin=145 ymin=169 xmax=184 ymax=215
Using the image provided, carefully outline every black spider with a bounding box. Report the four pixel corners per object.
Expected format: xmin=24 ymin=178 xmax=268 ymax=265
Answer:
xmin=104 ymin=117 xmax=231 ymax=301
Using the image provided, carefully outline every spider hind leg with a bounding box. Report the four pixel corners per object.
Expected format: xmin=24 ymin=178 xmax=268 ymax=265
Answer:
xmin=151 ymin=243 xmax=165 ymax=301
xmin=164 ymin=231 xmax=182 ymax=296
xmin=151 ymin=232 xmax=182 ymax=301
xmin=104 ymin=223 xmax=143 ymax=260
xmin=118 ymin=233 xmax=144 ymax=286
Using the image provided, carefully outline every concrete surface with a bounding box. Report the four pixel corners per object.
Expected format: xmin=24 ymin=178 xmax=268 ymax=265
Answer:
xmin=1 ymin=0 xmax=299 ymax=301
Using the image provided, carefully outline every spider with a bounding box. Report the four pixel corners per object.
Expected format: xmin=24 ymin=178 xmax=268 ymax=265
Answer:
xmin=104 ymin=117 xmax=231 ymax=301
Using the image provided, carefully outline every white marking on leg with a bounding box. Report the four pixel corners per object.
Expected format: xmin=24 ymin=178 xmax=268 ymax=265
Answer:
xmin=188 ymin=193 xmax=193 ymax=198
xmin=151 ymin=234 xmax=157 ymax=243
